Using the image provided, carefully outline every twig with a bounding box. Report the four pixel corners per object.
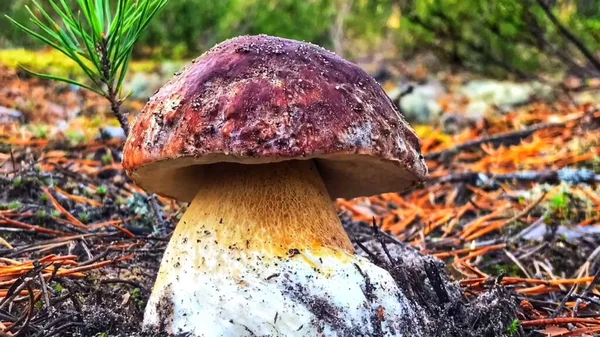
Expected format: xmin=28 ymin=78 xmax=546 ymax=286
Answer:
xmin=37 ymin=268 xmax=51 ymax=309
xmin=40 ymin=187 xmax=88 ymax=230
xmin=574 ymin=266 xmax=600 ymax=316
xmin=521 ymin=317 xmax=600 ymax=326
xmin=11 ymin=281 xmax=35 ymax=337
xmin=425 ymin=122 xmax=564 ymax=160
xmin=434 ymin=168 xmax=600 ymax=187
xmin=503 ymin=249 xmax=533 ymax=279
xmin=424 ymin=260 xmax=450 ymax=304
xmin=550 ymin=283 xmax=577 ymax=318
xmin=0 ymin=215 xmax=66 ymax=237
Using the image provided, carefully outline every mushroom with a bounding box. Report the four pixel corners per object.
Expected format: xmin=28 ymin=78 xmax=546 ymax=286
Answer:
xmin=123 ymin=34 xmax=428 ymax=336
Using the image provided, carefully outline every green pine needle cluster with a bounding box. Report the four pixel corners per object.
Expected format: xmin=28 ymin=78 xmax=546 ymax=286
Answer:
xmin=5 ymin=0 xmax=169 ymax=133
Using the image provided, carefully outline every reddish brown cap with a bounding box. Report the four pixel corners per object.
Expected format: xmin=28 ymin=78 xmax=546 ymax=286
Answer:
xmin=122 ymin=34 xmax=428 ymax=202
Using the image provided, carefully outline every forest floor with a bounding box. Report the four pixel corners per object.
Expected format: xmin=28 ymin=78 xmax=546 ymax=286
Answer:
xmin=1 ymin=60 xmax=600 ymax=337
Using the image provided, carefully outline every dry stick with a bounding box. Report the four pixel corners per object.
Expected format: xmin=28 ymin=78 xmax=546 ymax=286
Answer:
xmin=37 ymin=269 xmax=51 ymax=309
xmin=0 ymin=215 xmax=65 ymax=237
xmin=31 ymin=316 xmax=70 ymax=337
xmin=4 ymin=233 xmax=112 ymax=258
xmin=534 ymin=0 xmax=600 ymax=74
xmin=435 ymin=169 xmax=600 ymax=187
xmin=503 ymin=249 xmax=533 ymax=279
xmin=10 ymin=281 xmax=35 ymax=337
xmin=0 ymin=280 xmax=30 ymax=310
xmin=551 ymin=282 xmax=578 ymax=319
xmin=425 ymin=122 xmax=564 ymax=160
xmin=521 ymin=317 xmax=600 ymax=327
xmin=574 ymin=267 xmax=600 ymax=317
xmin=465 ymin=192 xmax=546 ymax=242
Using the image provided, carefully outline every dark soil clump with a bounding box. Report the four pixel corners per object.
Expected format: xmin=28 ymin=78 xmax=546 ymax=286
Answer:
xmin=351 ymin=220 xmax=519 ymax=337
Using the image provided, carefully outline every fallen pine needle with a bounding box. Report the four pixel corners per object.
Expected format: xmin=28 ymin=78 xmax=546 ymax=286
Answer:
xmin=41 ymin=186 xmax=88 ymax=230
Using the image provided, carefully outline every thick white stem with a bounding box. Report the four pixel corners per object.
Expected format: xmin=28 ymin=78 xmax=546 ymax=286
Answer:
xmin=143 ymin=161 xmax=425 ymax=336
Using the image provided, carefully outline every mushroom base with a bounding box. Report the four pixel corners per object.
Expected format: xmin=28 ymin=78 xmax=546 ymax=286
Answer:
xmin=143 ymin=249 xmax=427 ymax=336
xmin=142 ymin=161 xmax=428 ymax=336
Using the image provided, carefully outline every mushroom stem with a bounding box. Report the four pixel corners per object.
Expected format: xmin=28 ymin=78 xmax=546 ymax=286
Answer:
xmin=145 ymin=160 xmax=373 ymax=334
xmin=178 ymin=160 xmax=354 ymax=256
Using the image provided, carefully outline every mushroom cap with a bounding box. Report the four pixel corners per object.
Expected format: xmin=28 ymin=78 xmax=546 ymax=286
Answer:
xmin=122 ymin=34 xmax=428 ymax=202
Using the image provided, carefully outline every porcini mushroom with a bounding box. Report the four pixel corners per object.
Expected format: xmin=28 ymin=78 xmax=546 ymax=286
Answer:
xmin=123 ymin=34 xmax=429 ymax=336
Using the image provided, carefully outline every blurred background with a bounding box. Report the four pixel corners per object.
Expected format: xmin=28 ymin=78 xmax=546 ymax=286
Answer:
xmin=0 ymin=0 xmax=599 ymax=135
xmin=1 ymin=3 xmax=600 ymax=336
xmin=3 ymin=0 xmax=600 ymax=73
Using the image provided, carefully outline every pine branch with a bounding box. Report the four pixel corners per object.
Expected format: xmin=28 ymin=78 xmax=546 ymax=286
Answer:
xmin=5 ymin=0 xmax=170 ymax=136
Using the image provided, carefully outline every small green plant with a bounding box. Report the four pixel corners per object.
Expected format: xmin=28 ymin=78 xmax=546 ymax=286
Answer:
xmin=96 ymin=185 xmax=108 ymax=196
xmin=550 ymin=191 xmax=570 ymax=211
xmin=52 ymin=282 xmax=64 ymax=293
xmin=12 ymin=176 xmax=23 ymax=188
xmin=31 ymin=125 xmax=49 ymax=139
xmin=548 ymin=189 xmax=577 ymax=223
xmin=35 ymin=209 xmax=48 ymax=219
xmin=6 ymin=0 xmax=170 ymax=135
xmin=78 ymin=212 xmax=91 ymax=223
xmin=50 ymin=209 xmax=62 ymax=218
xmin=8 ymin=201 xmax=21 ymax=211
xmin=83 ymin=188 xmax=94 ymax=198
xmin=130 ymin=287 xmax=145 ymax=308
xmin=39 ymin=192 xmax=50 ymax=202
xmin=506 ymin=319 xmax=520 ymax=336
xmin=0 ymin=202 xmax=21 ymax=211
xmin=101 ymin=152 xmax=113 ymax=165
xmin=65 ymin=129 xmax=86 ymax=145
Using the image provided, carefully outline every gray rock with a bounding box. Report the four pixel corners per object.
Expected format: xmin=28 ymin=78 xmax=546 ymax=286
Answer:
xmin=124 ymin=72 xmax=164 ymax=100
xmin=464 ymin=100 xmax=491 ymax=123
xmin=160 ymin=61 xmax=184 ymax=77
xmin=393 ymin=77 xmax=446 ymax=124
xmin=0 ymin=106 xmax=24 ymax=124
xmin=520 ymin=220 xmax=600 ymax=242
xmin=98 ymin=126 xmax=126 ymax=141
xmin=441 ymin=113 xmax=478 ymax=134
xmin=459 ymin=80 xmax=552 ymax=111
